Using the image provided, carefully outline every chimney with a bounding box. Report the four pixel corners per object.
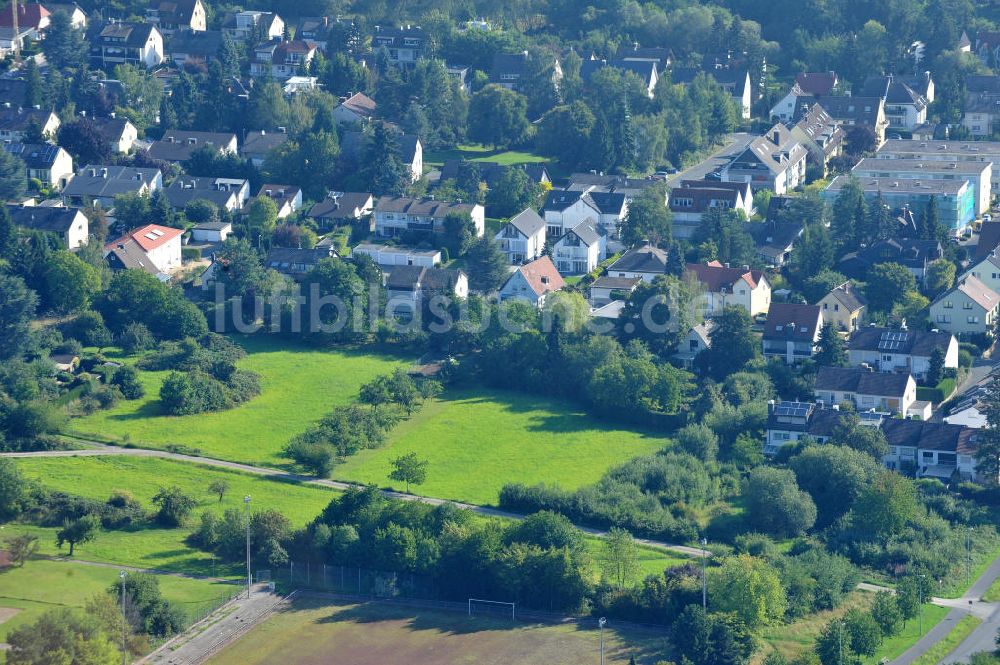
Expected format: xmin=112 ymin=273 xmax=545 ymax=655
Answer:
xmin=110 ymin=111 xmax=116 ymax=119
xmin=724 ymin=262 xmax=730 ymax=268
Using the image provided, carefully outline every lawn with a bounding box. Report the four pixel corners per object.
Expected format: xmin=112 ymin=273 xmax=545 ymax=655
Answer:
xmin=208 ymin=596 xmax=669 ymax=665
xmin=71 ymin=337 xmax=408 ymax=467
xmin=581 ymin=537 xmax=689 ymax=586
xmin=909 ymin=614 xmax=981 ymax=665
xmin=867 ymin=604 xmax=951 ymax=665
xmin=423 ymin=144 xmax=550 ymax=168
xmin=4 ymin=455 xmax=342 ymax=575
xmin=0 ymin=559 xmax=235 ymax=643
xmin=334 ymin=388 xmax=669 ymax=505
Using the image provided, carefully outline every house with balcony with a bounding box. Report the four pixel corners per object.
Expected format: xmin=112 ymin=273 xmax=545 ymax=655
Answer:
xmin=90 ymin=21 xmax=164 ymax=70
xmin=250 ymin=40 xmax=316 ymax=80
xmin=790 ymin=102 xmax=845 ymax=174
xmin=814 ymin=366 xmax=917 ymax=417
xmin=373 ymin=196 xmax=484 ymax=238
xmin=164 ymin=176 xmax=249 ymax=211
xmin=861 ymin=74 xmax=932 ymax=131
xmin=762 ymin=303 xmax=823 ymax=364
xmin=606 ymin=244 xmax=670 ymax=282
xmin=499 ymin=255 xmax=565 ymax=307
xmin=146 ymin=0 xmax=206 ymax=34
xmin=848 ymin=326 xmax=958 ymax=380
xmin=929 ymin=275 xmax=1000 ymax=338
xmin=494 ymin=208 xmax=545 ymax=265
xmin=352 ymin=243 xmax=440 ymax=268
xmin=542 ymin=189 xmax=627 ymax=240
xmin=552 ymin=220 xmax=604 ymax=275
xmin=222 ymin=11 xmax=283 ymax=41
xmin=668 ymin=179 xmax=754 ymax=239
xmin=147 ymin=130 xmax=238 ymax=163
xmin=881 ymin=419 xmax=984 ymax=482
xmin=817 ymin=281 xmax=867 ymax=332
xmin=721 ymin=124 xmax=808 ymax=194
xmin=684 ymin=260 xmax=771 ymax=317
xmin=764 ymin=400 xmax=849 ymax=456
xmin=307 ymin=192 xmax=374 ymax=230
xmin=372 ymin=25 xmax=425 ymax=68
xmin=62 ymin=165 xmax=162 ymax=208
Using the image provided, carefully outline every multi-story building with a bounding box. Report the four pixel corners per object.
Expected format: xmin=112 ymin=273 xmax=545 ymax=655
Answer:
xmin=721 ymin=124 xmax=808 ymax=194
xmin=876 ymin=139 xmax=1000 ymax=199
xmin=372 ymin=25 xmax=425 ymax=68
xmin=373 ymin=196 xmax=484 ymax=238
xmin=851 ymin=157 xmax=992 ymax=217
xmin=761 ymin=303 xmax=823 ymax=364
xmin=90 ymin=21 xmax=164 ymax=69
xmin=929 ymin=276 xmax=1000 ymax=338
xmin=684 ymin=261 xmax=771 ymax=318
xmin=494 ymin=208 xmax=546 ymax=265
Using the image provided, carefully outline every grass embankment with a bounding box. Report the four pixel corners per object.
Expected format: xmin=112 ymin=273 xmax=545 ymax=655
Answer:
xmin=334 ymin=388 xmax=668 ymax=506
xmin=423 ymin=144 xmax=550 ymax=168
xmin=208 ymin=596 xmax=668 ymax=665
xmin=72 ymin=337 xmax=408 ymax=467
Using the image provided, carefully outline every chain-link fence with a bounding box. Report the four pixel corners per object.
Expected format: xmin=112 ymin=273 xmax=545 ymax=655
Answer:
xmin=274 ymin=561 xmax=438 ymax=600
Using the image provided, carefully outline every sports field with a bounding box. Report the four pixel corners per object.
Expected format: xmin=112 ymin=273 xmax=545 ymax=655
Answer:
xmin=71 ymin=338 xmax=408 ymax=467
xmin=208 ymin=596 xmax=669 ymax=665
xmin=335 ymin=388 xmax=668 ymax=505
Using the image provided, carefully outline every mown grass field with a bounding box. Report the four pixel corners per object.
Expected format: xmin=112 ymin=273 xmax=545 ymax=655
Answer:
xmin=72 ymin=338 xmax=408 ymax=467
xmin=334 ymin=389 xmax=669 ymax=505
xmin=423 ymin=144 xmax=551 ymax=168
xmin=208 ymin=596 xmax=669 ymax=665
xmin=5 ymin=455 xmax=342 ymax=574
xmin=0 ymin=559 xmax=235 ymax=644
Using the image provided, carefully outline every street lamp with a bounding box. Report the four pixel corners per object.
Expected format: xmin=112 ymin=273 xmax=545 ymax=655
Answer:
xmin=244 ymin=495 xmax=252 ymax=599
xmin=967 ymin=527 xmax=973 ymax=588
xmin=838 ymin=620 xmax=845 ymax=665
xmin=918 ymin=574 xmax=926 ymax=636
xmin=701 ymin=537 xmax=708 ymax=610
xmin=598 ymin=617 xmax=606 ymax=665
xmin=119 ymin=570 xmax=127 ymax=665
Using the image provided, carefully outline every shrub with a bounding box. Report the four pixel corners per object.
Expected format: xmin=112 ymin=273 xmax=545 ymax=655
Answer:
xmin=118 ymin=322 xmax=155 ymax=354
xmin=111 ymin=365 xmax=145 ymax=400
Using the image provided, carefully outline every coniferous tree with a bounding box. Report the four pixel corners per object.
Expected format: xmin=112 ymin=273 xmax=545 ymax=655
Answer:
xmin=920 ymin=196 xmax=942 ymax=241
xmin=23 ymin=60 xmax=45 ymax=109
xmin=975 ymin=374 xmax=1000 ymax=484
xmin=815 ymin=322 xmax=847 ymax=367
xmin=365 ymin=123 xmax=409 ymax=197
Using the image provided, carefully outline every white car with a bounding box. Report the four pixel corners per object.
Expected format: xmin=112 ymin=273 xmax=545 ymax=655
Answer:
xmin=984 ymin=214 xmax=993 ymax=222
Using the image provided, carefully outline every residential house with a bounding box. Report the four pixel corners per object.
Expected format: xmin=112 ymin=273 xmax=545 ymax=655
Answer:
xmin=823 ymin=176 xmax=975 ymax=236
xmin=145 ymin=0 xmax=206 ymax=34
xmin=685 ymin=260 xmax=771 ymax=317
xmin=881 ymin=419 xmax=983 ymax=481
xmin=721 ymin=124 xmax=808 ymax=194
xmin=960 ymin=75 xmax=1000 ymax=137
xmin=7 ymin=204 xmax=88 ymax=248
xmin=255 ymin=184 xmax=301 ymax=218
xmin=860 ymin=73 xmax=933 ymax=131
xmin=165 ymin=29 xmax=223 ymax=67
xmin=764 ymin=400 xmax=847 ymax=456
xmin=489 ymin=50 xmax=563 ymax=93
xmin=876 ymin=139 xmax=1000 ymax=201
xmin=814 ymin=366 xmax=917 ymax=416
xmin=566 ymin=173 xmax=660 ymax=200
xmin=790 ymin=103 xmax=845 ymax=173
xmin=372 ymin=25 xmax=425 ymax=68
xmin=553 ymin=220 xmax=605 ymax=275
xmin=332 ymin=92 xmax=377 ymax=125
xmin=817 ymin=281 xmax=867 ymax=332
xmin=0 ymin=3 xmax=49 ymax=40
xmin=222 ymin=11 xmax=283 ymax=41
xmin=851 ymin=157 xmax=992 ymax=217
xmin=104 ymin=223 xmax=183 ymax=273
xmin=295 ymin=16 xmax=346 ymax=51
xmin=837 ymin=237 xmax=944 ymax=283
xmin=0 ymin=25 xmax=35 ymax=54
xmin=91 ymin=116 xmax=138 ymax=154
xmin=770 ymin=83 xmax=813 ymax=123
xmin=762 ymin=303 xmax=823 ymax=364
xmin=606 ymin=244 xmax=670 ymax=282
xmin=744 ymin=219 xmax=803 ymax=267
xmin=796 ymin=71 xmax=838 ymax=96
xmin=673 ymin=320 xmax=715 ymax=367
xmin=62 ymin=165 xmax=162 ymax=208
xmin=542 ymin=189 xmax=627 ymax=240
xmin=250 ymin=40 xmax=316 ymax=80
xmin=615 ymin=44 xmax=672 ymax=69
xmin=307 ymin=191 xmax=374 ymax=230
xmin=848 ymin=326 xmax=959 ymax=380
xmin=0 ymin=106 xmax=59 ymax=142
xmin=959 ymin=252 xmax=1000 ymax=295
xmin=147 ymin=129 xmax=238 ymax=163
xmin=494 ymin=208 xmax=546 ymax=264
xmin=90 ymin=22 xmax=164 ymax=70
xmin=498 ymin=255 xmax=565 ymax=307
xmin=929 ymin=275 xmax=1000 ymax=338
xmin=3 ymin=143 xmax=73 ymax=189
xmin=352 ymin=243 xmax=440 ymax=268
xmin=820 ymin=95 xmax=889 ymax=145
xmin=264 ymin=245 xmax=337 ymax=279
xmin=191 ymin=221 xmax=231 ymax=243
xmin=668 ymin=179 xmax=754 ymax=239
xmin=580 ymin=57 xmax=657 ymax=97
xmin=241 ymin=129 xmax=288 ymax=168
xmin=45 ymin=3 xmax=87 ymax=28
xmin=164 ymin=176 xmax=249 ymax=211
xmin=589 ymin=275 xmax=641 ymax=307
xmin=373 ymin=196 xmax=484 ymax=238
xmin=340 ymin=130 xmax=422 ymax=182
xmin=672 ymin=66 xmax=753 ymax=120
xmin=385 ymin=265 xmax=469 ymax=315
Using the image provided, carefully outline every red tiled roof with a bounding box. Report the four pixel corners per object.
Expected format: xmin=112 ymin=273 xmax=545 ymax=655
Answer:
xmin=685 ymin=261 xmax=764 ymax=292
xmin=518 ymin=256 xmax=565 ymax=297
xmin=106 ymin=224 xmax=183 ymax=253
xmin=0 ymin=3 xmax=49 ymax=28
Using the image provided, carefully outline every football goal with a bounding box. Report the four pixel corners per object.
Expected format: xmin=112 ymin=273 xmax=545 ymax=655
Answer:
xmin=468 ymin=598 xmax=516 ymax=621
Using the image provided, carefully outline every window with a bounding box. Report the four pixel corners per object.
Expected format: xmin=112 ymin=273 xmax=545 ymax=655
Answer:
xmin=936 ymin=314 xmax=951 ymax=323
xmin=964 ymin=301 xmax=973 ymax=309
xmin=922 ymin=451 xmax=934 ymax=462
xmin=882 ymin=354 xmax=892 ymax=361
xmin=944 ymin=301 xmax=953 ymax=309
xmin=968 ymin=315 xmax=980 ymax=324
xmin=823 ymin=303 xmax=828 ymax=309
xmin=834 ymin=304 xmax=840 ymax=311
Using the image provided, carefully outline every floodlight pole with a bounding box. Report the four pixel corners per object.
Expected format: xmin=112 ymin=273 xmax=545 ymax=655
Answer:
xmin=599 ymin=617 xmax=606 ymax=665
xmin=701 ymin=537 xmax=708 ymax=610
xmin=244 ymin=495 xmax=252 ymax=599
xmin=119 ymin=570 xmax=127 ymax=665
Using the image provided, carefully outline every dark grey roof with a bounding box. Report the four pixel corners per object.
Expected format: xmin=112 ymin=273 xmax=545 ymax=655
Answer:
xmin=608 ymin=245 xmax=668 ymax=274
xmin=63 ymin=165 xmax=159 ymax=199
xmin=7 ymin=204 xmax=81 ymax=233
xmin=385 ymin=265 xmax=465 ymax=291
xmin=3 ymin=142 xmax=63 ymax=168
xmin=763 ymin=303 xmax=822 ymax=341
xmin=92 ymin=21 xmax=158 ymax=48
xmin=564 ymin=220 xmax=601 ymax=246
xmin=839 ymin=238 xmax=942 ymax=275
xmin=375 ymin=196 xmax=476 ymax=217
xmin=824 ymin=282 xmax=867 ymax=312
xmin=580 ymin=58 xmax=657 ymax=84
xmin=439 ymin=160 xmax=549 ymax=187
xmin=167 ymin=29 xmax=224 ymax=58
xmin=341 ymin=130 xmax=419 ymax=165
xmin=586 ymin=191 xmax=628 ymax=214
xmin=265 ymin=246 xmax=336 ymax=276
xmin=0 ymin=106 xmax=53 ymax=133
xmin=861 ymin=75 xmax=927 ymax=110
xmin=164 ymin=177 xmax=246 ymax=209
xmin=745 ymin=220 xmax=803 ymax=252
xmin=308 ymin=192 xmax=373 ymax=219
xmin=881 ymin=419 xmax=977 ymax=454
xmin=105 ymin=239 xmax=162 ymax=276
xmin=848 ymin=327 xmax=953 ymax=357
xmin=241 ymin=130 xmax=288 ymax=158
xmin=815 ymin=366 xmax=911 ymax=396
xmin=591 ymin=275 xmax=642 ymax=290
xmin=148 ymin=130 xmax=237 ymax=162
xmin=819 ymin=95 xmax=883 ymax=127
xmin=505 ymin=208 xmax=545 ymax=237
xmin=385 ymin=264 xmax=425 ymax=289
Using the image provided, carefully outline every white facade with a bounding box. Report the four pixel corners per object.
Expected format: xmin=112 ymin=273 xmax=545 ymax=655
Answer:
xmin=815 ymin=375 xmax=917 ymax=416
xmin=352 ymin=243 xmax=441 ymax=268
xmin=494 ymin=220 xmax=545 ymax=264
xmin=553 ymin=229 xmax=604 ymax=275
xmin=848 ymin=337 xmax=959 ymax=380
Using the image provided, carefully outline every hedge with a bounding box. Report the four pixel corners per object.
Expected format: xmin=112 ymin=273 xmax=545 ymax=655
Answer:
xmin=917 ymin=378 xmax=956 ymax=404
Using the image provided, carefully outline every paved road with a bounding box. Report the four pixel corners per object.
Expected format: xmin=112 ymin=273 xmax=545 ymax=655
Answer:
xmin=141 ymin=584 xmax=287 ymax=665
xmin=891 ymin=553 xmax=1000 ymax=664
xmin=665 ymin=133 xmax=753 ymax=187
xmin=1 ymin=445 xmax=709 ymax=558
